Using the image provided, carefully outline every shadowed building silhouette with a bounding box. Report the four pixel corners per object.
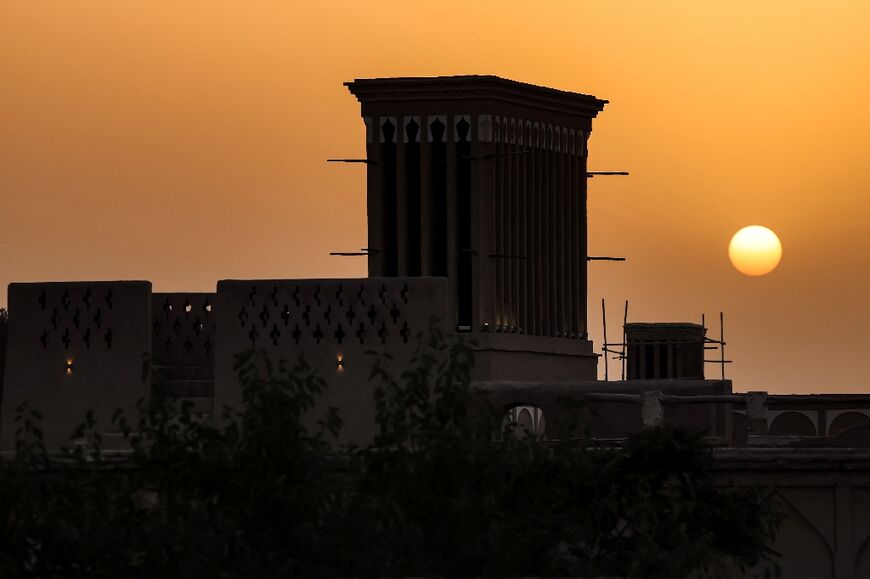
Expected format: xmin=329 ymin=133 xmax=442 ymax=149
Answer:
xmin=346 ymin=75 xmax=605 ymax=381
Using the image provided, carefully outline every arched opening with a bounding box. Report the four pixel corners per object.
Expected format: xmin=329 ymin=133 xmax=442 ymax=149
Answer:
xmin=769 ymin=412 xmax=816 ymax=437
xmin=502 ymin=405 xmax=546 ymax=439
xmin=828 ymin=411 xmax=870 ymax=437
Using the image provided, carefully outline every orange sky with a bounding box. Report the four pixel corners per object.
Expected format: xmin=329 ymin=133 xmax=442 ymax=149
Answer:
xmin=2 ymin=1 xmax=870 ymax=393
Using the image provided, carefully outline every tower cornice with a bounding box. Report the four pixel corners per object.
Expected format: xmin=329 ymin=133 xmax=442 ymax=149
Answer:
xmin=345 ymin=75 xmax=607 ymax=118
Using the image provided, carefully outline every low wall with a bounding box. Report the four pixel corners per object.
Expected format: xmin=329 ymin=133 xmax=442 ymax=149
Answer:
xmin=475 ymin=379 xmax=732 ymax=439
xmin=469 ymin=333 xmax=598 ymax=382
xmin=731 ymin=394 xmax=870 ymax=443
xmin=0 ymin=282 xmax=152 ymax=451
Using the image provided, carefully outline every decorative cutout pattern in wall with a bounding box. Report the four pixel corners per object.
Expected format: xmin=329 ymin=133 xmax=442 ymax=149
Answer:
xmin=213 ymin=278 xmax=449 ymax=441
xmin=33 ymin=284 xmax=121 ymax=352
xmin=151 ymin=293 xmax=216 ymax=367
xmin=229 ymin=280 xmax=423 ymax=351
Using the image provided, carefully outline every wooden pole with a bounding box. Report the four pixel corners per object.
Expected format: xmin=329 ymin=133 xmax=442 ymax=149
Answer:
xmin=720 ymin=311 xmax=726 ymax=380
xmin=622 ymin=300 xmax=628 ymax=381
xmin=602 ymin=298 xmax=609 ymax=381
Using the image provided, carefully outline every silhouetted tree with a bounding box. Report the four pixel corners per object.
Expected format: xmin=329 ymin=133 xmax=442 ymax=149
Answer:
xmin=0 ymin=328 xmax=781 ymax=577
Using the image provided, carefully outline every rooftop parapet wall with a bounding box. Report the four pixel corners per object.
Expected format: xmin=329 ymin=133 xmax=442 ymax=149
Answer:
xmin=0 ymin=281 xmax=152 ymax=451
xmin=732 ymin=392 xmax=870 ymax=444
xmin=214 ymin=277 xmax=449 ymax=443
xmin=476 ymin=379 xmax=732 ymax=440
xmin=481 ymin=384 xmax=870 ymax=446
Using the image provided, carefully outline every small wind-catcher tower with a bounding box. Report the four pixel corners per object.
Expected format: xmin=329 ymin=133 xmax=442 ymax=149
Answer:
xmin=344 ymin=76 xmax=607 ymax=380
xmin=600 ymin=300 xmax=731 ymax=382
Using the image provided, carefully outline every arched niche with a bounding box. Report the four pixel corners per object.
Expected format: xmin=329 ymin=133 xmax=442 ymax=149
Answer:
xmin=769 ymin=412 xmax=816 ymax=437
xmin=828 ymin=411 xmax=870 ymax=437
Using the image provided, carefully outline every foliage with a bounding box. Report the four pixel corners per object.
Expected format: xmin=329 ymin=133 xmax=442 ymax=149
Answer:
xmin=0 ymin=328 xmax=781 ymax=578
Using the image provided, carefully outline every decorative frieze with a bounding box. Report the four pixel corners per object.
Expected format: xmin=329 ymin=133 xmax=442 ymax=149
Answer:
xmin=489 ymin=116 xmax=586 ymax=153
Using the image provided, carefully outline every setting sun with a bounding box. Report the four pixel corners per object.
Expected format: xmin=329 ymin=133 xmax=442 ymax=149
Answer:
xmin=728 ymin=226 xmax=782 ymax=276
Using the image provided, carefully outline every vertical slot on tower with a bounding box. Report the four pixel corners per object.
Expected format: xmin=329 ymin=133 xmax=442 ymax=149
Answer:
xmin=493 ymin=116 xmax=503 ymax=330
xmin=456 ymin=116 xmax=472 ymax=329
xmin=381 ymin=118 xmax=398 ymax=276
xmin=429 ymin=117 xmax=448 ymax=276
xmin=404 ymin=118 xmax=422 ymax=276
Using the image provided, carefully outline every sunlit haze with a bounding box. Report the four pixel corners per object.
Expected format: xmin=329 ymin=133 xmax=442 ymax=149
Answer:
xmin=3 ymin=1 xmax=870 ymax=393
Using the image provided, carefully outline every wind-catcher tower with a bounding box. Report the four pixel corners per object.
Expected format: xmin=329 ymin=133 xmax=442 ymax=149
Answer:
xmin=343 ymin=76 xmax=607 ymax=380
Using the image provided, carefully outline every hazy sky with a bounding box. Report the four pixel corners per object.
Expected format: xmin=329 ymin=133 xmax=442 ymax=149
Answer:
xmin=3 ymin=1 xmax=870 ymax=393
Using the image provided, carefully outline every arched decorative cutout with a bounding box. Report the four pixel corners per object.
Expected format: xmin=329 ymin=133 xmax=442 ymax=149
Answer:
xmin=403 ymin=116 xmax=420 ymax=143
xmin=454 ymin=114 xmax=471 ymax=142
xmin=380 ymin=117 xmax=397 ymax=143
xmin=427 ymin=116 xmax=446 ymax=143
